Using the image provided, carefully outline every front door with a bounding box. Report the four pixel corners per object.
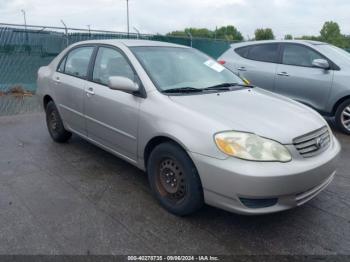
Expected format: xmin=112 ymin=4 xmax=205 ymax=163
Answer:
xmin=274 ymin=43 xmax=333 ymax=112
xmin=84 ymin=46 xmax=140 ymax=162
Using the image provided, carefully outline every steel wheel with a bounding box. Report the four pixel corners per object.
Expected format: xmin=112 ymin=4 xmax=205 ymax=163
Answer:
xmin=45 ymin=101 xmax=72 ymax=143
xmin=49 ymin=110 xmax=60 ymax=133
xmin=341 ymin=106 xmax=350 ymax=132
xmin=156 ymin=158 xmax=187 ymax=203
xmin=147 ymin=142 xmax=203 ymax=215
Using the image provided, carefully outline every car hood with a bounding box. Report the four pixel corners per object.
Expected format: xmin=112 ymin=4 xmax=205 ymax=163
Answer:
xmin=168 ymin=88 xmax=327 ymax=144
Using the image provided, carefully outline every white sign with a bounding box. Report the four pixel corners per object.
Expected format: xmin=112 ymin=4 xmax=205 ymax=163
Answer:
xmin=204 ymin=60 xmax=225 ymax=73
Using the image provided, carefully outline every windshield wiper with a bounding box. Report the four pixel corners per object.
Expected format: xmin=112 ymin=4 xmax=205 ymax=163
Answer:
xmin=162 ymin=83 xmax=254 ymax=94
xmin=233 ymin=83 xmax=255 ymax=88
xmin=162 ymin=87 xmax=203 ymax=93
xmin=204 ymin=82 xmax=255 ymax=91
xmin=203 ymin=83 xmax=236 ymax=91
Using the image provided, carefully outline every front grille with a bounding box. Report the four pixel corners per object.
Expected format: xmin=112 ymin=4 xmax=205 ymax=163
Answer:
xmin=293 ymin=126 xmax=331 ymax=158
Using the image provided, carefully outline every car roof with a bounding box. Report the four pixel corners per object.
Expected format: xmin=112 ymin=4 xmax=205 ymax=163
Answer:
xmin=230 ymin=40 xmax=328 ymax=48
xmin=70 ymin=39 xmax=189 ymax=48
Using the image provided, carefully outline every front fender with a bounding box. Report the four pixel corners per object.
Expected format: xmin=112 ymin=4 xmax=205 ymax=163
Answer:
xmin=136 ymin=94 xmax=228 ymax=169
xmin=327 ymin=73 xmax=350 ymax=113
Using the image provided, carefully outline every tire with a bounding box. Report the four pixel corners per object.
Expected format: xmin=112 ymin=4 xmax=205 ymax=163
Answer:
xmin=147 ymin=142 xmax=204 ymax=216
xmin=335 ymin=99 xmax=350 ymax=135
xmin=45 ymin=101 xmax=72 ymax=143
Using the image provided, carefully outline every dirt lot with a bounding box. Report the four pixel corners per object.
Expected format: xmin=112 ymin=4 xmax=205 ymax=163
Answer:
xmin=0 ymin=113 xmax=349 ymax=255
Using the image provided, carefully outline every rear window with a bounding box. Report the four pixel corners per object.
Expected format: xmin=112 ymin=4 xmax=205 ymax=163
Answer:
xmin=64 ymin=47 xmax=94 ymax=78
xmin=235 ymin=46 xmax=249 ymax=58
xmin=236 ymin=44 xmax=279 ymax=63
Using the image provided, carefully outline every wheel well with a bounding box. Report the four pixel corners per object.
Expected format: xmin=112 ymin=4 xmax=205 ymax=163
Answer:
xmin=43 ymin=95 xmax=53 ymax=110
xmin=144 ymin=136 xmax=187 ymax=169
xmin=332 ymin=95 xmax=350 ymax=116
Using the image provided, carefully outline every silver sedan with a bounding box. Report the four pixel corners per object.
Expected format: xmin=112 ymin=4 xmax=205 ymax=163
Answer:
xmin=37 ymin=40 xmax=340 ymax=215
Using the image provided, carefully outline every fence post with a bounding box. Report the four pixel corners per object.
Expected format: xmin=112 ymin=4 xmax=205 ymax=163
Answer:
xmin=60 ymin=20 xmax=69 ymax=47
xmin=186 ymin=32 xmax=193 ymax=47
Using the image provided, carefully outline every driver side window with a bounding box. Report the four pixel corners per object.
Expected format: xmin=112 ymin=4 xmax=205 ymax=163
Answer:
xmin=282 ymin=44 xmax=324 ymax=67
xmin=93 ymin=47 xmax=135 ymax=86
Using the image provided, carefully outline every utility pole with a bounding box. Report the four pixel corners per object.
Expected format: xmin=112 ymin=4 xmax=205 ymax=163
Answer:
xmin=126 ymin=0 xmax=130 ymax=37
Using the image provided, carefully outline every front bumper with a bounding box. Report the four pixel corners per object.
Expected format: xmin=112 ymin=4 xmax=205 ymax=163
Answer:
xmin=190 ymin=135 xmax=341 ymax=215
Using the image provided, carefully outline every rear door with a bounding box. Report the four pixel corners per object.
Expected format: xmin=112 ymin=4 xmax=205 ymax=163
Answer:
xmin=274 ymin=43 xmax=333 ymax=112
xmin=233 ymin=43 xmax=279 ymax=91
xmin=53 ymin=46 xmax=95 ymax=135
xmin=84 ymin=46 xmax=141 ymax=163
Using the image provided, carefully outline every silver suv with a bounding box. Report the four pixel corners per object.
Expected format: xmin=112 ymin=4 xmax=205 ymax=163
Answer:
xmin=37 ymin=40 xmax=340 ymax=216
xmin=219 ymin=40 xmax=350 ymax=134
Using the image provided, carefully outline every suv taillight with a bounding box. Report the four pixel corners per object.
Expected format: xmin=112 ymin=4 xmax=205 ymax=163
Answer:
xmin=217 ymin=60 xmax=226 ymax=65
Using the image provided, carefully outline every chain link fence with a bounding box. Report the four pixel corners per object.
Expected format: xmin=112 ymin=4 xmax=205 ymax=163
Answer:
xmin=3 ymin=23 xmax=347 ymax=116
xmin=0 ymin=23 xmax=233 ymax=95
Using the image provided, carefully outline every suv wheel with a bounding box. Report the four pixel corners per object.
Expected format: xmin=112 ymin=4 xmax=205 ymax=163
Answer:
xmin=45 ymin=101 xmax=72 ymax=143
xmin=147 ymin=142 xmax=204 ymax=216
xmin=335 ymin=99 xmax=350 ymax=135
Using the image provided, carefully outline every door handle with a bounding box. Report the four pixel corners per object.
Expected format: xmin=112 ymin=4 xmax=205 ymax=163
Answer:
xmin=277 ymin=72 xmax=289 ymax=77
xmin=237 ymin=66 xmax=247 ymax=71
xmin=54 ymin=76 xmax=60 ymax=84
xmin=86 ymin=87 xmax=95 ymax=96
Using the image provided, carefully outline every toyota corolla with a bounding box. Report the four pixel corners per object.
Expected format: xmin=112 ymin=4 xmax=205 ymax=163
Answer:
xmin=37 ymin=40 xmax=341 ymax=215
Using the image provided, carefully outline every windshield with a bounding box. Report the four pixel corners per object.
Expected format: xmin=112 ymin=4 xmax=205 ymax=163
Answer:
xmin=316 ymin=44 xmax=350 ymax=64
xmin=130 ymin=46 xmax=244 ymax=92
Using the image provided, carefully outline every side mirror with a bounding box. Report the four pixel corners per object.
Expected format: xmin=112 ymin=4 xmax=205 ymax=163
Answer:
xmin=312 ymin=59 xmax=330 ymax=69
xmin=108 ymin=76 xmax=139 ymax=92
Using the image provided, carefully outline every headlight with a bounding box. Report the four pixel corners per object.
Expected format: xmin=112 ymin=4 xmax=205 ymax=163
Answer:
xmin=214 ymin=131 xmax=291 ymax=162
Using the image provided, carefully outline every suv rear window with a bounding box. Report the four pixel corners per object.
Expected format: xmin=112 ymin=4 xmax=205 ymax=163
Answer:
xmin=235 ymin=46 xmax=249 ymax=58
xmin=236 ymin=44 xmax=279 ymax=63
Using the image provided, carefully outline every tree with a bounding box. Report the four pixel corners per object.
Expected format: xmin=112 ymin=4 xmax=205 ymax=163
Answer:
xmin=166 ymin=25 xmax=243 ymax=41
xmin=166 ymin=30 xmax=187 ymax=37
xmin=320 ymin=21 xmax=344 ymax=47
xmin=184 ymin=28 xmax=213 ymax=38
xmin=298 ymin=35 xmax=320 ymax=41
xmin=344 ymin=35 xmax=350 ymax=49
xmin=320 ymin=21 xmax=341 ymax=41
xmin=167 ymin=28 xmax=213 ymax=38
xmin=216 ymin=26 xmax=243 ymax=41
xmin=254 ymin=28 xmax=274 ymax=40
xmin=284 ymin=34 xmax=293 ymax=40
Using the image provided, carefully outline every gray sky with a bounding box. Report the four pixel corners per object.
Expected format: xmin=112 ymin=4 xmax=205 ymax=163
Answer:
xmin=1 ymin=0 xmax=349 ymax=39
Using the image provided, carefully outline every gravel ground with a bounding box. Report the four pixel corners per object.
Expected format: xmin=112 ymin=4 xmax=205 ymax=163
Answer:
xmin=0 ymin=113 xmax=349 ymax=255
